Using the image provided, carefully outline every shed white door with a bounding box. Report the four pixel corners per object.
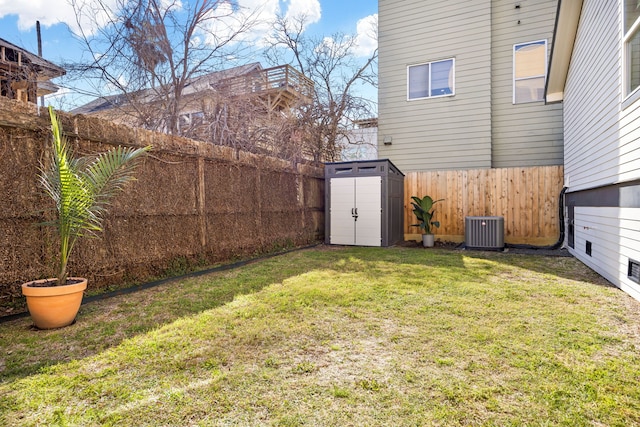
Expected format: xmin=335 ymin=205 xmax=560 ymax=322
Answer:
xmin=329 ymin=176 xmax=381 ymax=246
xmin=354 ymin=177 xmax=382 ymax=246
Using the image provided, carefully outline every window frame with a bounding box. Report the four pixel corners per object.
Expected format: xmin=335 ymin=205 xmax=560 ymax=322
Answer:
xmin=624 ymin=0 xmax=640 ymax=103
xmin=406 ymin=58 xmax=455 ymax=101
xmin=512 ymin=39 xmax=548 ymax=104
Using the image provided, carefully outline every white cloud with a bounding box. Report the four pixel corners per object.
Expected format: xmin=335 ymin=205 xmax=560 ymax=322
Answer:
xmin=316 ymin=13 xmax=377 ymax=60
xmin=0 ymin=0 xmax=118 ymax=36
xmin=1 ymin=0 xmax=356 ymax=55
xmin=200 ymin=0 xmax=275 ymax=46
xmin=197 ymin=0 xmax=321 ymax=48
xmin=0 ymin=0 xmax=75 ymax=31
xmin=100 ymin=73 xmax=128 ymax=95
xmin=352 ymin=14 xmax=378 ymax=57
xmin=0 ymin=0 xmax=322 ymax=44
xmin=283 ymin=0 xmax=321 ymax=26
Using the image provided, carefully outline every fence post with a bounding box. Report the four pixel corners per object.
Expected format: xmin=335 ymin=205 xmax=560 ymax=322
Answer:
xmin=197 ymin=156 xmax=207 ymax=249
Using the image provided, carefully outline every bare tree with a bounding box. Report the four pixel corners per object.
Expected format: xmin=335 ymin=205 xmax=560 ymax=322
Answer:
xmin=264 ymin=14 xmax=378 ymax=163
xmin=64 ymin=2 xmax=376 ymax=163
xmin=67 ymin=0 xmax=260 ymax=135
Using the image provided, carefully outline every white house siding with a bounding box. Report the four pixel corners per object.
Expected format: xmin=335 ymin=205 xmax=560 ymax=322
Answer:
xmin=490 ymin=0 xmax=564 ymax=168
xmin=563 ymin=0 xmax=623 ymax=190
xmin=572 ymin=207 xmax=640 ymax=301
xmin=378 ymin=0 xmax=493 ymax=172
xmin=562 ymin=0 xmax=640 ymax=300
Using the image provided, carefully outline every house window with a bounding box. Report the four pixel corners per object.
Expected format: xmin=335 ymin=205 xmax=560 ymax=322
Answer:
xmin=191 ymin=111 xmax=204 ymax=126
xmin=179 ymin=111 xmax=205 ymax=130
xmin=407 ymin=58 xmax=454 ymax=100
xmin=513 ymin=40 xmax=547 ymax=104
xmin=624 ymin=0 xmax=640 ymax=96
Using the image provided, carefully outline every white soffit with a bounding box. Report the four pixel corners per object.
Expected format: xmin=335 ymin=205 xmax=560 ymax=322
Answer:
xmin=546 ymin=0 xmax=584 ymax=103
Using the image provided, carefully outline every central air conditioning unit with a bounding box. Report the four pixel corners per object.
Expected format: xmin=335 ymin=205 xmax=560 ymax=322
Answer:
xmin=465 ymin=216 xmax=505 ymax=250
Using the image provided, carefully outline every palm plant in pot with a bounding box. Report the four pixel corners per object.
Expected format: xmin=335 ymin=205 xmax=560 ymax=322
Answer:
xmin=21 ymin=106 xmax=150 ymax=329
xmin=411 ymin=195 xmax=444 ymax=248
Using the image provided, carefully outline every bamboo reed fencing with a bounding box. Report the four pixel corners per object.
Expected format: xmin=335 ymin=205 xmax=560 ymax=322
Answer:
xmin=0 ymin=97 xmax=324 ymax=311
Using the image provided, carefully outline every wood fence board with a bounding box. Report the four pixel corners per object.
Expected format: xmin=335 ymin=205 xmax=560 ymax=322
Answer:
xmin=446 ymin=170 xmax=455 ymax=234
xmin=526 ymin=167 xmax=535 ymax=237
xmin=514 ymin=169 xmax=521 ymax=237
xmin=404 ymin=166 xmax=564 ymax=244
xmin=473 ymin=169 xmax=480 ymax=216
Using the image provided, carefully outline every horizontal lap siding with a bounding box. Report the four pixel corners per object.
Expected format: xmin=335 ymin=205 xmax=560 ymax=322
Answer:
xmin=490 ymin=0 xmax=564 ymax=168
xmin=563 ymin=0 xmax=635 ymax=190
xmin=563 ymin=0 xmax=640 ymax=301
xmin=380 ymin=0 xmax=562 ymax=173
xmin=571 ymin=207 xmax=640 ymax=301
xmin=378 ymin=0 xmax=492 ymax=172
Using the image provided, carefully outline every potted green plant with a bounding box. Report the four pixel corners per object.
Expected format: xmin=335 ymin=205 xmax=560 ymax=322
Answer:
xmin=21 ymin=106 xmax=150 ymax=329
xmin=411 ymin=195 xmax=444 ymax=247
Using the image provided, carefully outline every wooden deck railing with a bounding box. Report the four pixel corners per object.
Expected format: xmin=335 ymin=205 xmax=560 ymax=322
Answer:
xmin=217 ymin=64 xmax=314 ymax=105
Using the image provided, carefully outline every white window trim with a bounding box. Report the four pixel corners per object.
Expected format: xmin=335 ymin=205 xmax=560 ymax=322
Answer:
xmin=623 ymin=2 xmax=640 ymax=104
xmin=406 ymin=58 xmax=455 ymax=101
xmin=512 ymin=39 xmax=548 ymax=104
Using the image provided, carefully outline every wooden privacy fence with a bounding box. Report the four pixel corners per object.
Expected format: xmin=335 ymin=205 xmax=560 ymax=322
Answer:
xmin=404 ymin=166 xmax=564 ymax=245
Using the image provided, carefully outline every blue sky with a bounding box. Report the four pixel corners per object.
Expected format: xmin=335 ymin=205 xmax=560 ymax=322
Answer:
xmin=0 ymin=0 xmax=378 ymax=109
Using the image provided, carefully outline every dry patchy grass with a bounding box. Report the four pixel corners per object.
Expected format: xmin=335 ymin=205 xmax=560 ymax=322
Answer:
xmin=1 ymin=246 xmax=639 ymax=426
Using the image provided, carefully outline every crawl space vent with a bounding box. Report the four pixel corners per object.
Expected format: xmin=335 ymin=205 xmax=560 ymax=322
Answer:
xmin=629 ymin=259 xmax=640 ymax=284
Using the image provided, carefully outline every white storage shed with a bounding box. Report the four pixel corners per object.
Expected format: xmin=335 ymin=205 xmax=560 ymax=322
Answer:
xmin=324 ymin=159 xmax=405 ymax=247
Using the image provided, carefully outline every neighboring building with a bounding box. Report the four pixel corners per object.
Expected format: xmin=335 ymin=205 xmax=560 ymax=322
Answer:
xmin=340 ymin=118 xmax=378 ymax=161
xmin=546 ymin=0 xmax=640 ymax=301
xmin=0 ymin=37 xmax=65 ymax=104
xmin=72 ymin=63 xmax=313 ymax=138
xmin=378 ymin=0 xmax=564 ymax=172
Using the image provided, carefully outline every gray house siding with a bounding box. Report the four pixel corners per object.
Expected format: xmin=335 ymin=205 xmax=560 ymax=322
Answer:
xmin=491 ymin=0 xmax=563 ymax=167
xmin=378 ymin=0 xmax=493 ymax=172
xmin=378 ymin=0 xmax=563 ymax=172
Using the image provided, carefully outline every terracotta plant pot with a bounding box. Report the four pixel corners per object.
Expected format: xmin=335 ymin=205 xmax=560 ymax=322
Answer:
xmin=21 ymin=278 xmax=87 ymax=329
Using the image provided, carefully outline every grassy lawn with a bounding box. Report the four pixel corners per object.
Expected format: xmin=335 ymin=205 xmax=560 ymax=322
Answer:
xmin=1 ymin=246 xmax=640 ymax=426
